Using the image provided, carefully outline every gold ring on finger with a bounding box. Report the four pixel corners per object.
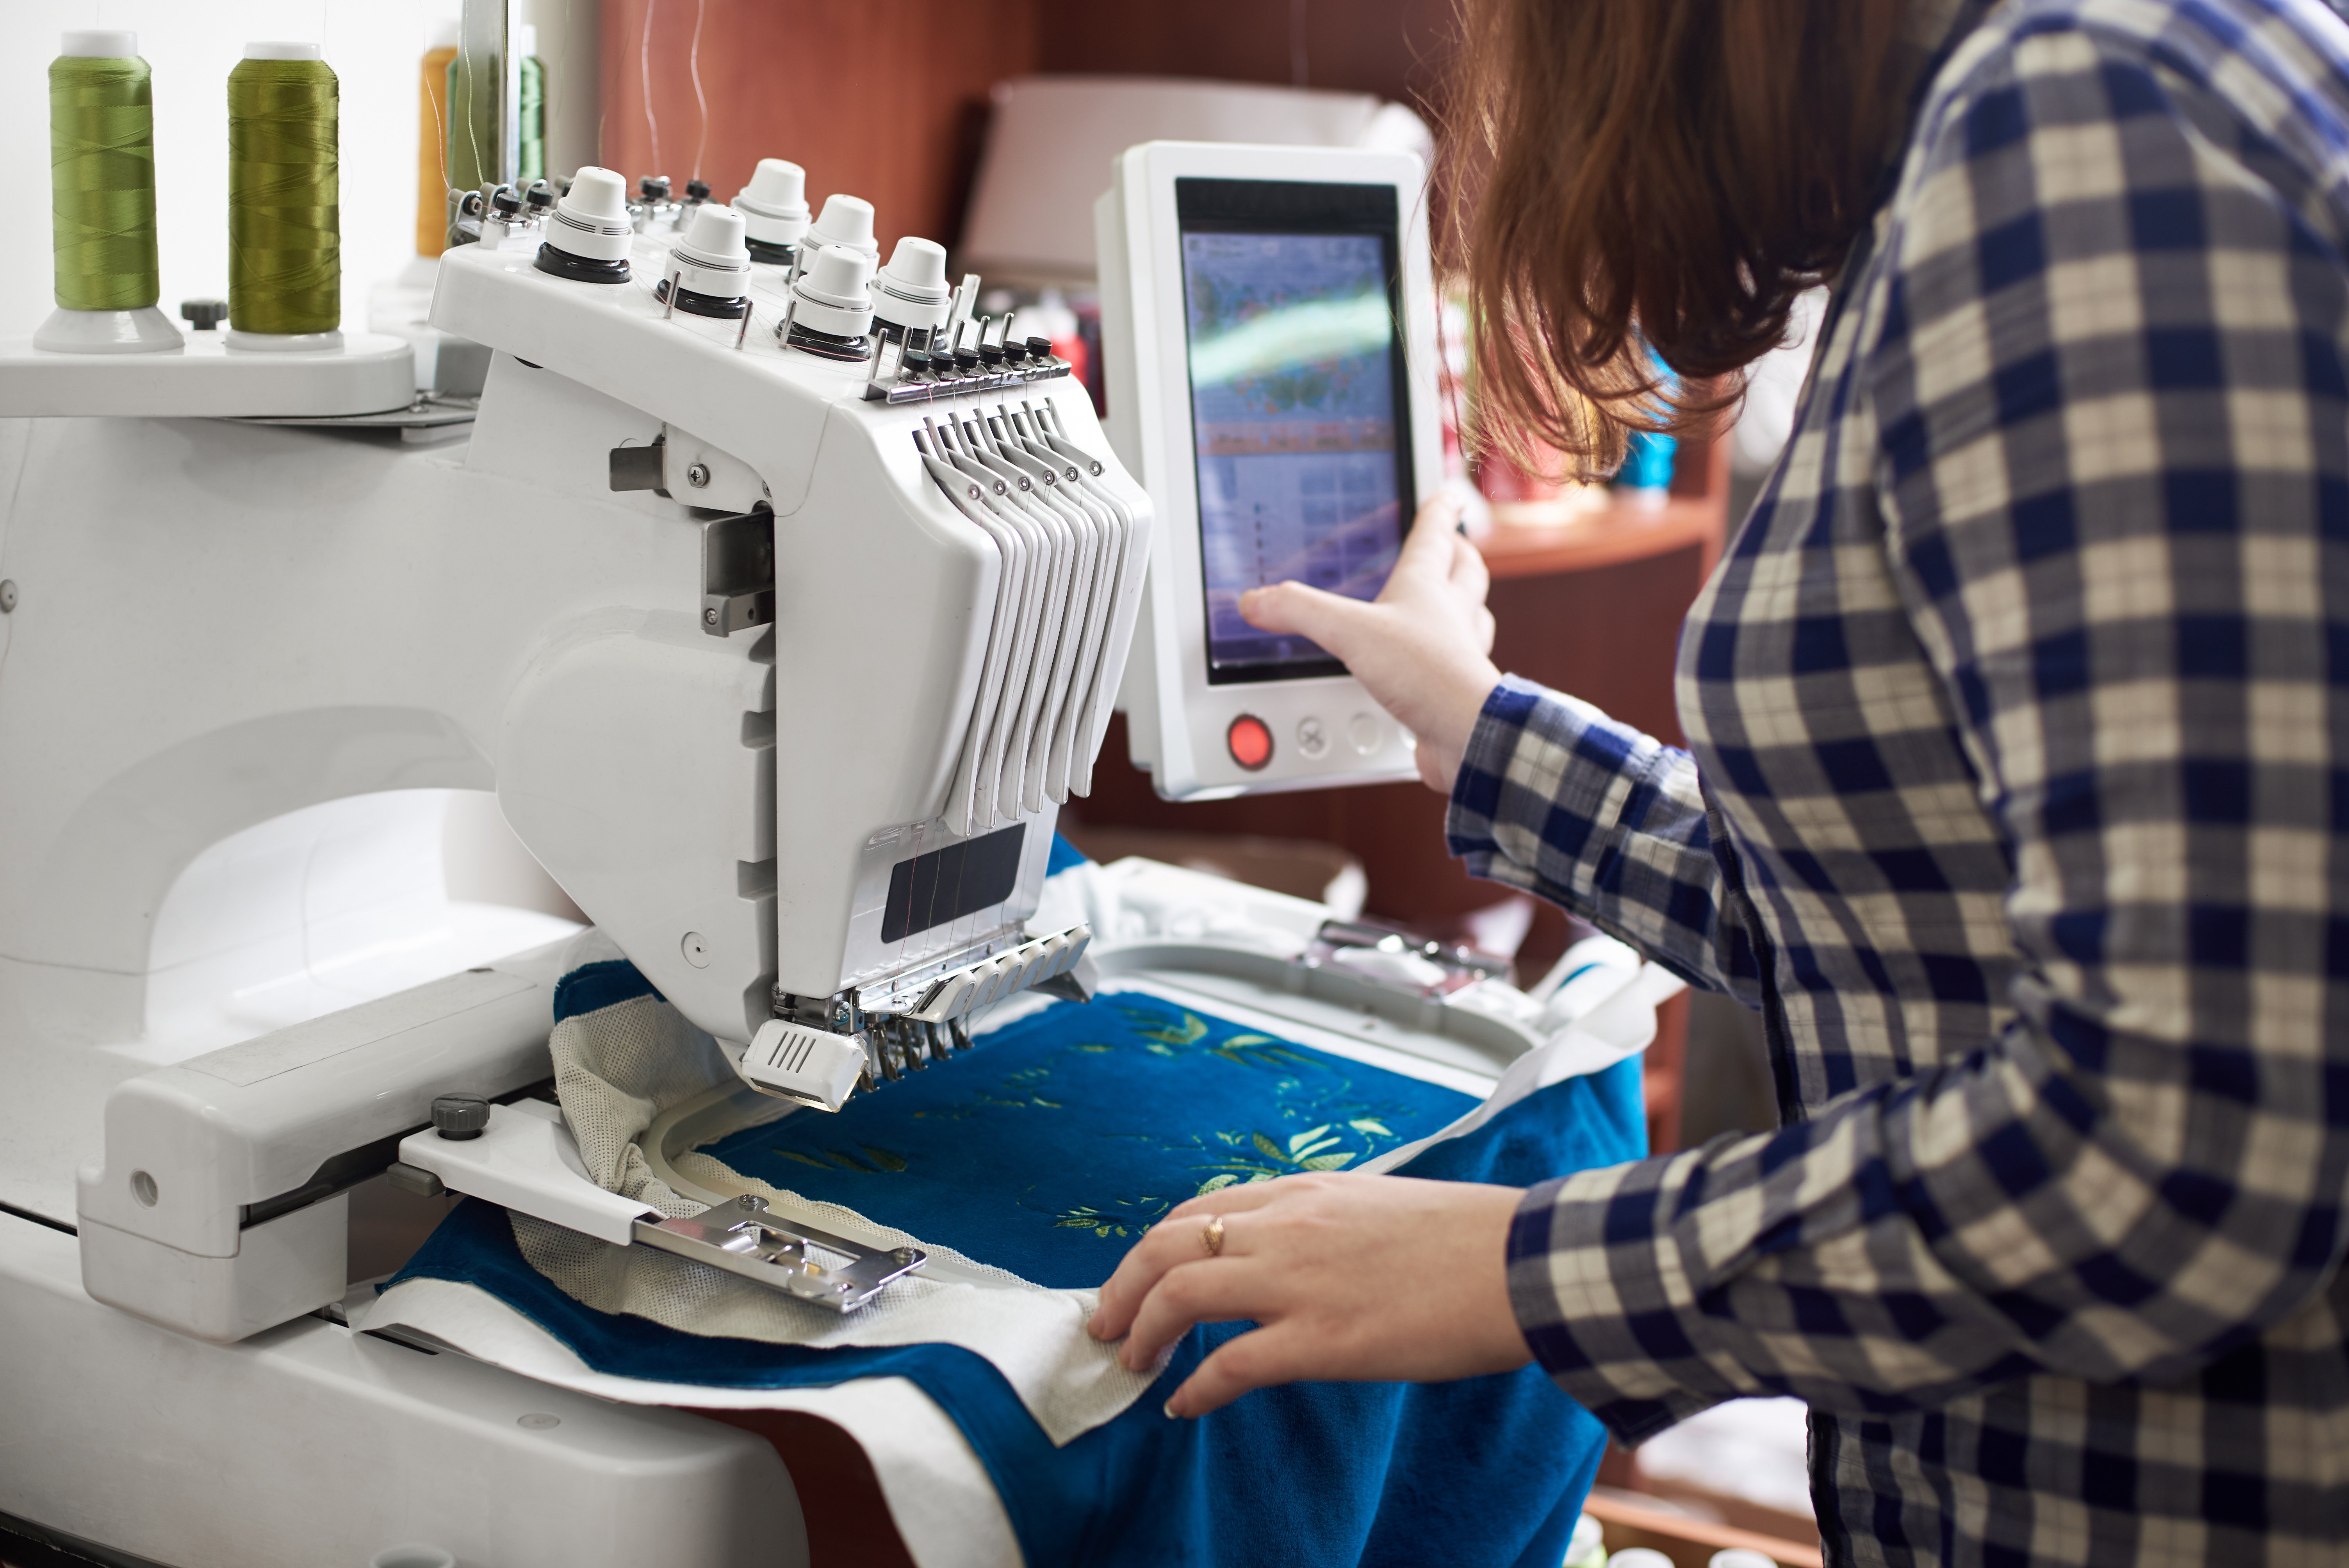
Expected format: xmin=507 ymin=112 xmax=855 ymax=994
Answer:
xmin=1200 ymin=1214 xmax=1225 ymax=1258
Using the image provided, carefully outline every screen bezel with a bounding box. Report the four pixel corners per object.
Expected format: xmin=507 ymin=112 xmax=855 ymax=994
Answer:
xmin=1173 ymin=177 xmax=1416 ymax=687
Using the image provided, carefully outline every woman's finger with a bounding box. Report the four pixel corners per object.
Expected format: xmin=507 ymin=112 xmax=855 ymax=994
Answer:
xmin=1091 ymin=1186 xmax=1285 ymax=1341
xmin=1447 ymin=525 xmax=1492 ymax=601
xmin=1157 ymin=1179 xmax=1290 ymax=1228
xmin=1236 ymin=579 xmax=1375 ymax=653
xmin=1385 ymin=495 xmax=1465 ymax=591
xmin=1164 ymin=1322 xmax=1311 ymax=1418
xmin=1408 ymin=486 xmax=1467 ymax=542
xmin=1120 ymin=1254 xmax=1273 ymax=1372
xmin=1091 ymin=1227 xmax=1191 ymax=1341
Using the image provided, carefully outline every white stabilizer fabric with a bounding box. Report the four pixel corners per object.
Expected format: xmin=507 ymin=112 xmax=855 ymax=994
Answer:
xmin=1362 ymin=951 xmax=1686 ymax=1174
xmin=1032 ymin=857 xmax=1325 ymax=959
xmin=500 ymin=929 xmax=1154 ymax=1448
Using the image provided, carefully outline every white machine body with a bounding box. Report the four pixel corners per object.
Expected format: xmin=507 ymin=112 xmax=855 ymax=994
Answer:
xmin=1098 ymin=141 xmax=1440 ymax=800
xmin=0 ymin=203 xmax=1148 ymax=1349
xmin=0 ymin=126 xmax=1641 ymax=1568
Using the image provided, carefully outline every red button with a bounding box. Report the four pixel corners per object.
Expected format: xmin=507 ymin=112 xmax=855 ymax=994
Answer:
xmin=1226 ymin=715 xmax=1273 ymax=771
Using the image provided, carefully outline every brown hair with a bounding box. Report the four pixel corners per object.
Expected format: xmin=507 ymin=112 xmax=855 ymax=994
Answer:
xmin=1444 ymin=0 xmax=1915 ymax=476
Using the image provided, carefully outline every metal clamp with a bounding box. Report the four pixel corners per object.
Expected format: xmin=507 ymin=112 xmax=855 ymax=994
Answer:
xmin=700 ymin=511 xmax=775 ymax=636
xmin=632 ymin=1194 xmax=925 ymax=1311
xmin=1304 ymin=918 xmax=1510 ymax=999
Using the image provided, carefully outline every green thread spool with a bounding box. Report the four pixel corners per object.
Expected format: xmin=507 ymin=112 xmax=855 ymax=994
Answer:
xmin=518 ymin=52 xmax=545 ymax=184
xmin=445 ymin=26 xmax=545 ymax=192
xmin=228 ymin=43 xmax=340 ymax=337
xmin=49 ymin=37 xmax=160 ymax=312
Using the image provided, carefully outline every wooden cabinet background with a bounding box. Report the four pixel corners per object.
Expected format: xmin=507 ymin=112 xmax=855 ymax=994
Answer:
xmin=593 ymin=0 xmax=1456 ymax=252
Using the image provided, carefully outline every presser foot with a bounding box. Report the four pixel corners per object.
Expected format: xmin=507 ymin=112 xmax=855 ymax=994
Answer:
xmin=737 ymin=1019 xmax=870 ymax=1110
xmin=738 ymin=925 xmax=1093 ymax=1110
xmin=632 ymin=1193 xmax=925 ymax=1311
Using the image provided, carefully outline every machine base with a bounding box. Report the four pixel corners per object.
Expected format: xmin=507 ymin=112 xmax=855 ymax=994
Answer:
xmin=0 ymin=1211 xmax=804 ymax=1568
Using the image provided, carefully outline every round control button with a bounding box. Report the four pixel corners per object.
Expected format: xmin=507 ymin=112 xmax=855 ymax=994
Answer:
xmin=1296 ymin=716 xmax=1330 ymax=760
xmin=1348 ymin=713 xmax=1383 ymax=755
xmin=1227 ymin=715 xmax=1274 ymax=771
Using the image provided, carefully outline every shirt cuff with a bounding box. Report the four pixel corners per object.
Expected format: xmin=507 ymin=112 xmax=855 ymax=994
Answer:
xmin=1505 ymin=1161 xmax=1741 ymax=1444
xmin=1444 ymin=675 xmax=1654 ymax=882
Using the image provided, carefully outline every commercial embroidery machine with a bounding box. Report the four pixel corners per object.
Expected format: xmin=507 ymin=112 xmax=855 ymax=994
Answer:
xmin=0 ymin=15 xmax=1662 ymax=1563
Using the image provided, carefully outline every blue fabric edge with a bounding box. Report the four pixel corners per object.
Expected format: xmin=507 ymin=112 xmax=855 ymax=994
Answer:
xmin=551 ymin=959 xmax=663 ymax=1025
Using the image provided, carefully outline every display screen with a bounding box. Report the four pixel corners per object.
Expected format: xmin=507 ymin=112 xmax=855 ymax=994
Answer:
xmin=1177 ymin=179 xmax=1412 ymax=684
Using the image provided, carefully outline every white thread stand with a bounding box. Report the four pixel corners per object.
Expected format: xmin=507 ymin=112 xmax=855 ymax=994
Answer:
xmin=0 ymin=331 xmax=415 ymax=417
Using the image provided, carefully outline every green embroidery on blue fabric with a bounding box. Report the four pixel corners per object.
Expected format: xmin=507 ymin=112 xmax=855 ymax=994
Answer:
xmin=1128 ymin=1009 xmax=1208 ymax=1048
xmin=1174 ymin=1117 xmax=1399 ymax=1195
xmin=1045 ymin=1198 xmax=1172 ymax=1238
xmin=727 ymin=992 xmax=1478 ymax=1282
xmin=996 ymin=1004 xmax=1430 ymax=1221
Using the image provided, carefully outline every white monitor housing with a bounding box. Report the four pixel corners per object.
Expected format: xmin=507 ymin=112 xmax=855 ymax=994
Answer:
xmin=1098 ymin=141 xmax=1439 ymax=800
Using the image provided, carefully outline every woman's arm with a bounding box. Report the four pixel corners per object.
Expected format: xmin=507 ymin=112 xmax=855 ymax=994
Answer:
xmin=1447 ymin=679 xmax=1763 ymax=999
xmin=1240 ymin=496 xmax=1763 ymax=998
xmin=1506 ymin=21 xmax=2349 ymax=1439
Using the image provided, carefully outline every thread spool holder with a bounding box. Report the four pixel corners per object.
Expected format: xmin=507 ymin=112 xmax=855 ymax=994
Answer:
xmin=31 ymin=307 xmax=182 ymax=355
xmin=659 ymin=262 xmax=757 ymax=350
xmin=223 ymin=328 xmax=346 ymax=354
xmin=0 ymin=330 xmax=415 ymax=418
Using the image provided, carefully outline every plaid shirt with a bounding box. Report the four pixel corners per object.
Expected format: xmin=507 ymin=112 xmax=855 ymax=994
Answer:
xmin=1447 ymin=1 xmax=2349 ymax=1561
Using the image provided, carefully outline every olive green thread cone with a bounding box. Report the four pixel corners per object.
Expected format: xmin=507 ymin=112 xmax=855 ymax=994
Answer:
xmin=228 ymin=56 xmax=340 ymax=335
xmin=518 ymin=53 xmax=545 ymax=184
xmin=50 ymin=53 xmax=160 ymax=312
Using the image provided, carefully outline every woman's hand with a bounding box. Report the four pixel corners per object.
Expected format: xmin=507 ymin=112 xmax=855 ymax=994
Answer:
xmin=1238 ymin=492 xmax=1504 ymax=793
xmin=1087 ymin=1172 xmax=1533 ymax=1417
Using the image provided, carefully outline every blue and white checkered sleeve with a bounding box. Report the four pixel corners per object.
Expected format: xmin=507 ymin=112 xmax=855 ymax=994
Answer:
xmin=1445 ymin=677 xmax=1760 ymax=998
xmin=1502 ymin=21 xmax=2349 ymax=1441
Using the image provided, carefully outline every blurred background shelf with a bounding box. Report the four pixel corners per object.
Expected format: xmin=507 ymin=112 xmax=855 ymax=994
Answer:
xmin=1479 ymin=487 xmax=1726 ymax=581
xmin=1581 ymin=1488 xmax=1823 ymax=1568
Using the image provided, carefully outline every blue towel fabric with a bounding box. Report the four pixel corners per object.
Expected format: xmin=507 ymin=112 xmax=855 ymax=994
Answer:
xmin=389 ymin=842 xmax=1648 ymax=1566
xmin=706 ymin=991 xmax=1488 ymax=1288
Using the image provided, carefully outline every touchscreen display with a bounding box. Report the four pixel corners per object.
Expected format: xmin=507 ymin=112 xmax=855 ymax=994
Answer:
xmin=1179 ymin=199 xmax=1410 ymax=684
